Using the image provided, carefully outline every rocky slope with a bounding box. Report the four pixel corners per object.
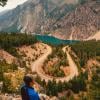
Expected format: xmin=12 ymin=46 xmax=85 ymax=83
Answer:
xmin=0 ymin=0 xmax=99 ymax=40
xmin=51 ymin=0 xmax=100 ymax=40
xmin=0 ymin=49 xmax=16 ymax=64
xmin=87 ymin=31 xmax=100 ymax=40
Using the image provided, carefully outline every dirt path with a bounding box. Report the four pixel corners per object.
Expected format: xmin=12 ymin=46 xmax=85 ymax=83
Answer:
xmin=66 ymin=47 xmax=79 ymax=79
xmin=31 ymin=44 xmax=78 ymax=82
xmin=31 ymin=44 xmax=52 ymax=72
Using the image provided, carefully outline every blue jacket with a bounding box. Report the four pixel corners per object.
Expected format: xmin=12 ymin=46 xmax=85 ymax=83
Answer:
xmin=21 ymin=85 xmax=40 ymax=100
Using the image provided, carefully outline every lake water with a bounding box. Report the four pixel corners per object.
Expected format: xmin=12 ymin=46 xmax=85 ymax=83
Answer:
xmin=35 ymin=35 xmax=78 ymax=45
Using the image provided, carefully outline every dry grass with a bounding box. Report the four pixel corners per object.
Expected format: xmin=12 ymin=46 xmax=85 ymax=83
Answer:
xmin=0 ymin=50 xmax=16 ymax=64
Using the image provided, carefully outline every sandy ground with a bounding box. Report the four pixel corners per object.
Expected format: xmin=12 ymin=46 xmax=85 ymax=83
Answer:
xmin=18 ymin=43 xmax=47 ymax=67
xmin=87 ymin=31 xmax=100 ymax=40
xmin=31 ymin=44 xmax=52 ymax=73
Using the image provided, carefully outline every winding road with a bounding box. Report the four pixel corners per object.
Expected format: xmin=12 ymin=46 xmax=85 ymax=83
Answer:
xmin=31 ymin=44 xmax=78 ymax=82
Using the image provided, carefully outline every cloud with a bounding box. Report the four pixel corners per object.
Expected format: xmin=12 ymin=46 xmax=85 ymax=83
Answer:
xmin=0 ymin=0 xmax=28 ymax=12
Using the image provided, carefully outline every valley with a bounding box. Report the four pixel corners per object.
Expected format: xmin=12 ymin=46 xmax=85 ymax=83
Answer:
xmin=0 ymin=33 xmax=100 ymax=99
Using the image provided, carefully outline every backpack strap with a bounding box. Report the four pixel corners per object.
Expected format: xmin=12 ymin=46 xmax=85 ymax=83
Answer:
xmin=21 ymin=86 xmax=30 ymax=100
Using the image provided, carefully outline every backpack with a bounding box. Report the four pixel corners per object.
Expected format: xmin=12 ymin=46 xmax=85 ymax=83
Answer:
xmin=21 ymin=86 xmax=30 ymax=100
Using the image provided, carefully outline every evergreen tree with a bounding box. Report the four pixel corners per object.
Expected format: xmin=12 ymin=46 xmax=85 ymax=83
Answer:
xmin=0 ymin=0 xmax=7 ymax=6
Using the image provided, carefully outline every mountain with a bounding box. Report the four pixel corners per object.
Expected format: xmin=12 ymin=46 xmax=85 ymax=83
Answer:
xmin=0 ymin=0 xmax=99 ymax=40
xmin=50 ymin=0 xmax=100 ymax=40
xmin=0 ymin=0 xmax=79 ymax=33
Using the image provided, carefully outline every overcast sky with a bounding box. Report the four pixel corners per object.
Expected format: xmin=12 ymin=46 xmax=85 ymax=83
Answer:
xmin=0 ymin=0 xmax=28 ymax=12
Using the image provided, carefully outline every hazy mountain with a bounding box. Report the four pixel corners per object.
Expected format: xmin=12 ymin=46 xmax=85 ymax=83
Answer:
xmin=0 ymin=0 xmax=99 ymax=40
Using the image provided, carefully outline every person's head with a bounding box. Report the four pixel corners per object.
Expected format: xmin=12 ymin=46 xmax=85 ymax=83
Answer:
xmin=23 ymin=75 xmax=34 ymax=87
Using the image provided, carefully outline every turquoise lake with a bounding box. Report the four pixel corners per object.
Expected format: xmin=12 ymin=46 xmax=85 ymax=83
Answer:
xmin=35 ymin=35 xmax=79 ymax=45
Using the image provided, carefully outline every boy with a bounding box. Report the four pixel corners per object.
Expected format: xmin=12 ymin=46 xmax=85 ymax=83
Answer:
xmin=21 ymin=76 xmax=40 ymax=100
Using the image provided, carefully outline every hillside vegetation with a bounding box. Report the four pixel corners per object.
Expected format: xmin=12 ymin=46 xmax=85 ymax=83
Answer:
xmin=0 ymin=33 xmax=37 ymax=57
xmin=0 ymin=34 xmax=100 ymax=99
xmin=43 ymin=47 xmax=68 ymax=77
xmin=70 ymin=40 xmax=100 ymax=66
xmin=0 ymin=33 xmax=38 ymax=93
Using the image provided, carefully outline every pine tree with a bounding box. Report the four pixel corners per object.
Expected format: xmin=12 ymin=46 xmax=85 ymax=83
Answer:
xmin=0 ymin=0 xmax=7 ymax=6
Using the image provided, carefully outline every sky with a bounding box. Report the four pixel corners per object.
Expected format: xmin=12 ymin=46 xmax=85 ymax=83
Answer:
xmin=0 ymin=0 xmax=28 ymax=12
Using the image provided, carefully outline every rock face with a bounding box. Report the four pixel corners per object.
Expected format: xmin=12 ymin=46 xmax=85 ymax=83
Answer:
xmin=0 ymin=0 xmax=45 ymax=33
xmin=51 ymin=0 xmax=100 ymax=40
xmin=87 ymin=31 xmax=100 ymax=40
xmin=0 ymin=0 xmax=79 ymax=33
xmin=0 ymin=0 xmax=100 ymax=40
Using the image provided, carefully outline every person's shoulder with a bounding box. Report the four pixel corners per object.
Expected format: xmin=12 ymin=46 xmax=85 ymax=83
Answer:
xmin=28 ymin=87 xmax=37 ymax=94
xmin=28 ymin=88 xmax=40 ymax=100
